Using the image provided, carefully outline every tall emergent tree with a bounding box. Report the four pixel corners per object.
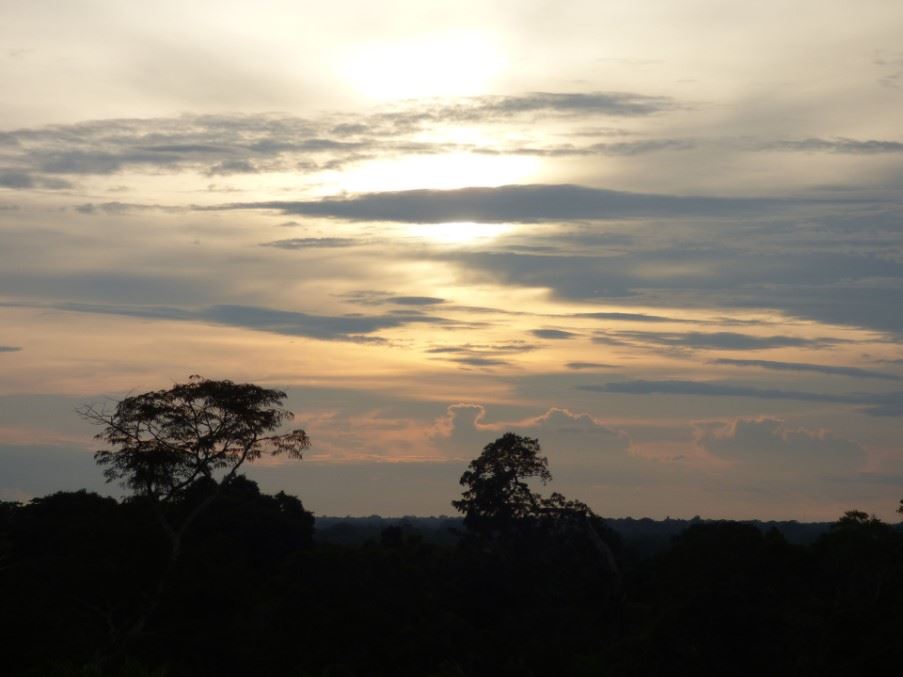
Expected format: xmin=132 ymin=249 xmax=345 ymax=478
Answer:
xmin=452 ymin=432 xmax=551 ymax=534
xmin=453 ymin=432 xmax=622 ymax=597
xmin=78 ymin=375 xmax=309 ymax=662
xmin=81 ymin=375 xmax=309 ymax=503
xmin=453 ymin=432 xmax=614 ymax=541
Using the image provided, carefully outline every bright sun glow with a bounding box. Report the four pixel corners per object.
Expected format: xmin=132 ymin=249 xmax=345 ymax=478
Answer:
xmin=338 ymin=30 xmax=507 ymax=101
xmin=325 ymin=152 xmax=540 ymax=195
xmin=405 ymin=222 xmax=515 ymax=244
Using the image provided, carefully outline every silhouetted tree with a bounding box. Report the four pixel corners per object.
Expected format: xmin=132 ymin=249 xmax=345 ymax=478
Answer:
xmin=453 ymin=432 xmax=620 ymax=565
xmin=452 ymin=432 xmax=551 ymax=534
xmin=80 ymin=375 xmax=309 ymax=502
xmin=77 ymin=376 xmax=310 ymax=665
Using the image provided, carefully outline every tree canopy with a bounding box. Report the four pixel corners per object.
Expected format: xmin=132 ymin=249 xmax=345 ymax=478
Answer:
xmin=79 ymin=375 xmax=309 ymax=501
xmin=452 ymin=432 xmax=551 ymax=533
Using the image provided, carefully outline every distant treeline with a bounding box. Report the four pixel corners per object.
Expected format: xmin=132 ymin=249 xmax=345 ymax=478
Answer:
xmin=2 ymin=480 xmax=902 ymax=677
xmin=315 ymin=515 xmax=838 ymax=550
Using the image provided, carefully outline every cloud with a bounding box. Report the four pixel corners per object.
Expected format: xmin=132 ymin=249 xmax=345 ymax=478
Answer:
xmin=566 ymin=362 xmax=618 ymax=370
xmin=442 ymin=242 xmax=903 ymax=335
xmin=762 ymin=138 xmax=903 ymax=153
xmin=594 ymin=330 xmax=834 ymax=351
xmin=338 ymin=291 xmax=448 ymax=307
xmin=387 ymin=296 xmax=445 ymax=306
xmin=573 ymin=311 xmax=680 ymax=323
xmin=0 ymin=170 xmax=33 ymax=189
xmin=367 ymin=92 xmax=677 ymax=132
xmin=698 ymin=418 xmax=865 ymax=474
xmin=260 ymin=237 xmax=358 ymax=249
xmin=484 ymin=138 xmax=695 ymax=157
xmin=426 ymin=340 xmax=538 ymax=368
xmin=427 ymin=342 xmax=537 ymax=355
xmin=431 ymin=404 xmax=630 ymax=464
xmin=216 ymin=184 xmax=791 ymax=223
xmin=74 ymin=201 xmax=179 ymax=214
xmin=2 ymin=300 xmax=450 ymax=343
xmin=0 ymin=170 xmax=70 ymax=190
xmin=714 ymin=358 xmax=903 ymax=381
xmin=0 ymin=345 xmax=22 ymax=352
xmin=447 ymin=356 xmax=510 ymax=368
xmin=206 ymin=158 xmax=258 ymax=175
xmin=457 ymin=91 xmax=676 ymax=117
xmin=531 ymin=328 xmax=578 ymax=340
xmin=582 ymin=380 xmax=903 ymax=416
xmin=0 ymin=94 xmax=677 ymax=183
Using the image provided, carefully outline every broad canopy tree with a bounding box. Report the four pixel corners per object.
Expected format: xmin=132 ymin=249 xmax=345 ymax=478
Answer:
xmin=80 ymin=375 xmax=309 ymax=503
xmin=453 ymin=432 xmax=551 ymax=534
xmin=77 ymin=376 xmax=310 ymax=664
xmin=453 ymin=432 xmax=609 ymax=539
xmin=453 ymin=432 xmax=623 ymax=600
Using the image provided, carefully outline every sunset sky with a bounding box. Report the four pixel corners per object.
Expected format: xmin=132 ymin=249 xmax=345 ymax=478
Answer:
xmin=2 ymin=0 xmax=902 ymax=520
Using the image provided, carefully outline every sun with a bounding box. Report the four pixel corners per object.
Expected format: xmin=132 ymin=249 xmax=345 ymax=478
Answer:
xmin=338 ymin=29 xmax=507 ymax=101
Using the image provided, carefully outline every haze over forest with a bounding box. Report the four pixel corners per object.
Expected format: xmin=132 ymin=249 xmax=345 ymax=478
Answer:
xmin=2 ymin=0 xmax=903 ymax=520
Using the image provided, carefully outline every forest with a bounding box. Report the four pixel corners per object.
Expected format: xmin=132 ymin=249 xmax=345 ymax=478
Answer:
xmin=1 ymin=378 xmax=901 ymax=676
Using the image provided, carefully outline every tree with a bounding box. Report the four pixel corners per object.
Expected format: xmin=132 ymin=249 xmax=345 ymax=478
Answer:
xmin=452 ymin=432 xmax=551 ymax=534
xmin=78 ymin=375 xmax=310 ymax=664
xmin=80 ymin=375 xmax=309 ymax=502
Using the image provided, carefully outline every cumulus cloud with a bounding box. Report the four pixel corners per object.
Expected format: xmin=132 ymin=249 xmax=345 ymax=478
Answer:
xmin=697 ymin=418 xmax=866 ymax=474
xmin=431 ymin=403 xmax=631 ymax=462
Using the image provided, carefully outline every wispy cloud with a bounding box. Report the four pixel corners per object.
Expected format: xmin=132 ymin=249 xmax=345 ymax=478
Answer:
xmin=594 ymin=330 xmax=837 ymax=351
xmin=582 ymin=380 xmax=903 ymax=416
xmin=217 ymin=184 xmax=788 ymax=223
xmin=714 ymin=358 xmax=902 ymax=381
xmin=260 ymin=237 xmax=358 ymax=249
xmin=531 ymin=328 xmax=578 ymax=340
xmin=1 ymin=301 xmax=450 ymax=343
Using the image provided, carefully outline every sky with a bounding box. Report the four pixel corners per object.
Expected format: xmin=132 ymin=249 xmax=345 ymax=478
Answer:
xmin=1 ymin=0 xmax=902 ymax=520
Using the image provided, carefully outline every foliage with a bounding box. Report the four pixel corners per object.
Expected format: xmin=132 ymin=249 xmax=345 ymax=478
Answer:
xmin=2 ymin=488 xmax=903 ymax=676
xmin=79 ymin=376 xmax=309 ymax=501
xmin=451 ymin=432 xmax=552 ymax=533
